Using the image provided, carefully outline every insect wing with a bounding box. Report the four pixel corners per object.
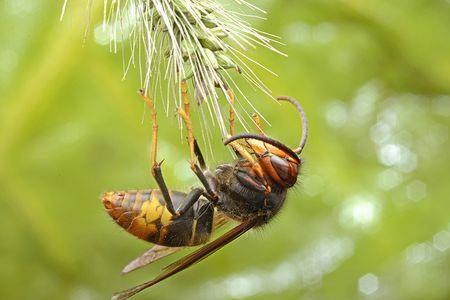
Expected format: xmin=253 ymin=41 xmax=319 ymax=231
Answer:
xmin=121 ymin=245 xmax=182 ymax=275
xmin=112 ymin=218 xmax=258 ymax=300
xmin=121 ymin=211 xmax=230 ymax=274
xmin=161 ymin=217 xmax=255 ymax=272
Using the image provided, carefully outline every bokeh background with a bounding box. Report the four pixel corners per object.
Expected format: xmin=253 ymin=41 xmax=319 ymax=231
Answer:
xmin=1 ymin=1 xmax=450 ymax=299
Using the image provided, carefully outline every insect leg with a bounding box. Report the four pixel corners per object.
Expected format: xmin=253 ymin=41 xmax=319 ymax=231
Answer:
xmin=139 ymin=90 xmax=177 ymax=216
xmin=222 ymin=89 xmax=268 ymax=192
xmin=176 ymin=187 xmax=204 ymax=216
xmin=193 ymin=139 xmax=206 ymax=170
xmin=226 ymin=88 xmax=236 ymax=136
xmin=252 ymin=113 xmax=265 ymax=135
xmin=151 ymin=163 xmax=177 ymax=216
xmin=225 ymin=88 xmax=243 ymax=158
xmin=224 ymin=89 xmax=255 ymax=160
xmin=192 ymin=163 xmax=218 ymax=203
xmin=178 ymin=83 xmax=218 ymax=201
xmin=192 ymin=140 xmax=218 ymax=202
xmin=180 ymin=80 xmax=196 ymax=166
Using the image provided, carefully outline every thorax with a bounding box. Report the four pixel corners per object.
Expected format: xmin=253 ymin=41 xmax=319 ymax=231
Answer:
xmin=214 ymin=164 xmax=287 ymax=224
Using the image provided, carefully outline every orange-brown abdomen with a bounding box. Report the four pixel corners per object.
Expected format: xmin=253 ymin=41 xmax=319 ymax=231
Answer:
xmin=102 ymin=189 xmax=214 ymax=247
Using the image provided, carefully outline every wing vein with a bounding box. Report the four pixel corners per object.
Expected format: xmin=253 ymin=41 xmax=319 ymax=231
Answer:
xmin=112 ymin=218 xmax=258 ymax=300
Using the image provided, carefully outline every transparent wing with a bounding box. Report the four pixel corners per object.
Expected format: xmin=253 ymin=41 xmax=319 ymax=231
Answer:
xmin=121 ymin=211 xmax=230 ymax=274
xmin=121 ymin=245 xmax=181 ymax=275
xmin=112 ymin=218 xmax=258 ymax=300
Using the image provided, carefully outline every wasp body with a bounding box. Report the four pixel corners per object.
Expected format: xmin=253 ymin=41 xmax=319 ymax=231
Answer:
xmin=103 ymin=189 xmax=213 ymax=247
xmin=103 ymin=85 xmax=308 ymax=300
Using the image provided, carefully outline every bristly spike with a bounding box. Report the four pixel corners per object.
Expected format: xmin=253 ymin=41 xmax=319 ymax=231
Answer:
xmin=61 ymin=0 xmax=284 ymax=141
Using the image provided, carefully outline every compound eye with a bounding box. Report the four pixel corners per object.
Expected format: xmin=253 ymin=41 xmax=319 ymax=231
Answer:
xmin=270 ymin=155 xmax=298 ymax=187
xmin=270 ymin=155 xmax=289 ymax=180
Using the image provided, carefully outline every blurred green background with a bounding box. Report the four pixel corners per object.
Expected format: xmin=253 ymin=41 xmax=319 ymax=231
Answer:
xmin=1 ymin=1 xmax=450 ymax=299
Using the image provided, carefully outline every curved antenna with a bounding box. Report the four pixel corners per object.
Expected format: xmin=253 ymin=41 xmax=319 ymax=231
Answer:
xmin=224 ymin=133 xmax=299 ymax=161
xmin=277 ymin=96 xmax=308 ymax=154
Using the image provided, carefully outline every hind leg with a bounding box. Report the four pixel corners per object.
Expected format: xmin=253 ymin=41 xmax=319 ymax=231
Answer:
xmin=139 ymin=90 xmax=177 ymax=216
xmin=178 ymin=81 xmax=218 ymax=202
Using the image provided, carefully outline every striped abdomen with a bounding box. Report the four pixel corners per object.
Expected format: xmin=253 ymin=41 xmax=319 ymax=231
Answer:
xmin=102 ymin=189 xmax=214 ymax=247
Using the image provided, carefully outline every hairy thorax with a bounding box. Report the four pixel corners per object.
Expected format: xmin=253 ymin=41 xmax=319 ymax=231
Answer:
xmin=214 ymin=164 xmax=287 ymax=225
